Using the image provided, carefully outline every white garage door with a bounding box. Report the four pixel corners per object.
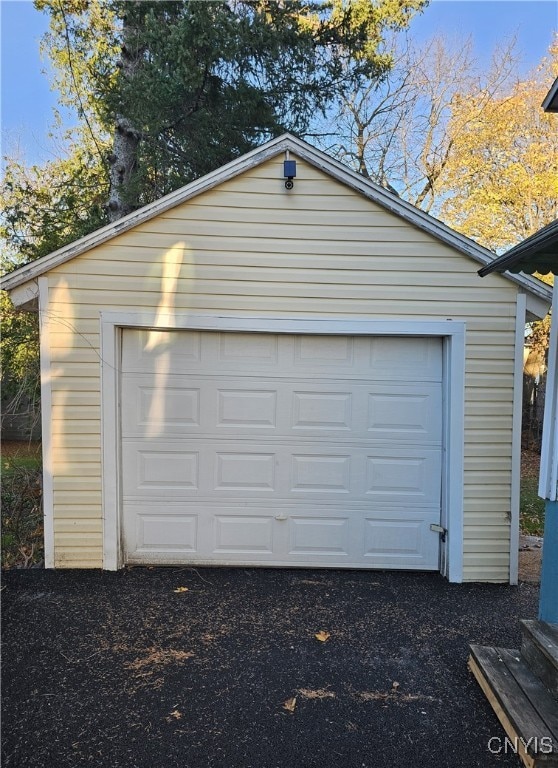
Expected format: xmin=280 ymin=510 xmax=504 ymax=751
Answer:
xmin=120 ymin=330 xmax=443 ymax=569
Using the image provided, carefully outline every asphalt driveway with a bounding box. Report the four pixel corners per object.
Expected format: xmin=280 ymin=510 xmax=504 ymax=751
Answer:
xmin=1 ymin=567 xmax=538 ymax=768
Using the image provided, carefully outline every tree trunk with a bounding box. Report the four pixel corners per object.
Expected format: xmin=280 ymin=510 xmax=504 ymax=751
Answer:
xmin=107 ymin=7 xmax=143 ymax=222
xmin=107 ymin=116 xmax=140 ymax=221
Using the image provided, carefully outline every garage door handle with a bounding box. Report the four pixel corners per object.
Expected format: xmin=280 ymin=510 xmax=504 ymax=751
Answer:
xmin=430 ymin=523 xmax=447 ymax=542
xmin=275 ymin=513 xmax=288 ymax=521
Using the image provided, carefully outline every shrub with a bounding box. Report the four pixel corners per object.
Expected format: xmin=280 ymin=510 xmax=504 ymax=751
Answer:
xmin=520 ymin=477 xmax=545 ymax=537
xmin=1 ymin=459 xmax=43 ymax=568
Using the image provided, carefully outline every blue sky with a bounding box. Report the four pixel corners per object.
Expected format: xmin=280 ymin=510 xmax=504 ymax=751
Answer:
xmin=1 ymin=0 xmax=557 ymax=167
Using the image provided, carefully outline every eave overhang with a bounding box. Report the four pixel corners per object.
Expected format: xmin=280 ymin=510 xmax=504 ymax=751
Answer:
xmin=478 ymin=220 xmax=558 ymax=278
xmin=542 ymin=75 xmax=558 ymax=113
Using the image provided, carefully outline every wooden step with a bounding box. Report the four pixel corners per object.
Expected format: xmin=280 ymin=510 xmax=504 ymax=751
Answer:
xmin=469 ymin=645 xmax=558 ymax=768
xmin=521 ymin=621 xmax=558 ymax=698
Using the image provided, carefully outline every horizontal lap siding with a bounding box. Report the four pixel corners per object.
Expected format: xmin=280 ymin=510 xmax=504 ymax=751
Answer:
xmin=44 ymin=155 xmax=519 ymax=579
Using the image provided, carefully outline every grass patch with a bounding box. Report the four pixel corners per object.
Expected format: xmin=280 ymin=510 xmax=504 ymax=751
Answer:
xmin=520 ymin=476 xmax=545 ymax=537
xmin=1 ymin=454 xmax=42 ymax=473
xmin=1 ymin=443 xmax=43 ymax=568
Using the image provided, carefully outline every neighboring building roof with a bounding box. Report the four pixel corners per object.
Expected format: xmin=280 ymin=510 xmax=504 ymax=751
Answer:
xmin=0 ymin=133 xmax=551 ymax=303
xmin=542 ymin=76 xmax=558 ymax=112
xmin=478 ymin=219 xmax=558 ymax=277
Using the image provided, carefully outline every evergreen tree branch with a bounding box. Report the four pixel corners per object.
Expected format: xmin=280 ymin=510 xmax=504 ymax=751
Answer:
xmin=56 ymin=0 xmax=106 ymax=166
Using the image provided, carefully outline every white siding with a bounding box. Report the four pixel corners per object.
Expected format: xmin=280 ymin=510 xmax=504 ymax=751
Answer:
xmin=43 ymin=155 xmax=518 ymax=579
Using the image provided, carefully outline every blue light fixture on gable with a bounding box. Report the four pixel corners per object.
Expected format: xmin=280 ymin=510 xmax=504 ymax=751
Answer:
xmin=284 ymin=152 xmax=296 ymax=190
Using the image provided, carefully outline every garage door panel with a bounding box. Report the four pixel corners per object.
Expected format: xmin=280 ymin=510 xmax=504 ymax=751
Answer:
xmin=122 ymin=331 xmax=443 ymax=382
xmin=369 ymin=337 xmax=442 ymax=381
xmin=214 ymin=514 xmax=275 ymax=554
xmin=218 ymin=389 xmax=277 ymax=427
xmin=121 ymin=330 xmax=443 ymax=569
xmin=122 ymin=329 xmax=202 ymax=372
xmin=136 ymin=449 xmax=199 ymax=489
xmin=121 ymin=376 xmax=201 ymax=434
xmin=367 ymin=389 xmax=442 ymax=441
xmin=123 ymin=443 xmax=201 ymax=496
xmin=215 ymin=452 xmax=275 ymax=491
xmin=293 ymin=335 xmax=355 ymax=368
xmin=134 ymin=512 xmax=198 ymax=553
xmin=218 ymin=332 xmax=279 ymax=365
xmin=291 ymin=453 xmax=351 ymax=493
xmin=122 ymin=374 xmax=441 ymax=444
xmin=363 ymin=516 xmax=437 ymax=566
xmin=136 ymin=386 xmax=201 ymax=429
xmin=287 ymin=516 xmax=351 ymax=556
xmin=124 ymin=504 xmax=440 ymax=568
xmin=124 ymin=503 xmax=280 ymax=563
xmin=123 ymin=441 xmax=439 ymax=503
xmin=292 ymin=390 xmax=352 ymax=431
xmin=365 ymin=450 xmax=441 ymax=504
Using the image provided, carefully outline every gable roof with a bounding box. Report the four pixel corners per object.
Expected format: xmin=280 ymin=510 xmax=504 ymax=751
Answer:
xmin=478 ymin=219 xmax=558 ymax=277
xmin=0 ymin=133 xmax=551 ymax=303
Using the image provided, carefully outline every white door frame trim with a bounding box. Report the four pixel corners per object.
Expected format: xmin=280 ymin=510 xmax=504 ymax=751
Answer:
xmin=100 ymin=312 xmax=465 ymax=581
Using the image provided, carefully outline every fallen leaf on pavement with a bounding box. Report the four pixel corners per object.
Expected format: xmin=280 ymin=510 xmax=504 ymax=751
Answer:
xmin=283 ymin=697 xmax=297 ymax=713
xmin=298 ymin=688 xmax=336 ymax=700
xmin=173 ymin=587 xmax=189 ymax=593
xmin=169 ymin=709 xmax=182 ymax=719
xmin=314 ymin=630 xmax=330 ymax=642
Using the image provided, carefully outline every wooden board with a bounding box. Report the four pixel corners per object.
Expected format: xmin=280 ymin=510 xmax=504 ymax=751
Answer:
xmin=521 ymin=621 xmax=558 ymax=698
xmin=468 ymin=645 xmax=558 ymax=768
xmin=500 ymin=649 xmax=558 ymax=736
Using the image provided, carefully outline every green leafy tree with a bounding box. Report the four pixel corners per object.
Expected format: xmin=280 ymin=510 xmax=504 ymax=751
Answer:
xmin=0 ymin=292 xmax=40 ymax=433
xmin=1 ymin=0 xmax=427 ymax=432
xmin=2 ymin=0 xmax=427 ymax=259
xmin=37 ymin=0 xmax=428 ymax=221
xmin=1 ymin=147 xmax=108 ymax=265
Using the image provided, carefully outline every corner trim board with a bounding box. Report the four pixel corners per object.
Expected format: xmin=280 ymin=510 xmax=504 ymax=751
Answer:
xmin=539 ymin=281 xmax=558 ymax=500
xmin=38 ymin=277 xmax=55 ymax=568
xmin=510 ymin=293 xmax=527 ymax=585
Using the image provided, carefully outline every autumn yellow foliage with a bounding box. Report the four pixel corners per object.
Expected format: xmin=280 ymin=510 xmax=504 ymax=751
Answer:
xmin=439 ymin=44 xmax=558 ymax=252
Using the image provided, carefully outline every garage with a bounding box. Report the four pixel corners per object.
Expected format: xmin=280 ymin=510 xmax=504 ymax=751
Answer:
xmin=121 ymin=328 xmax=443 ymax=569
xmin=2 ymin=133 xmax=551 ymax=579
